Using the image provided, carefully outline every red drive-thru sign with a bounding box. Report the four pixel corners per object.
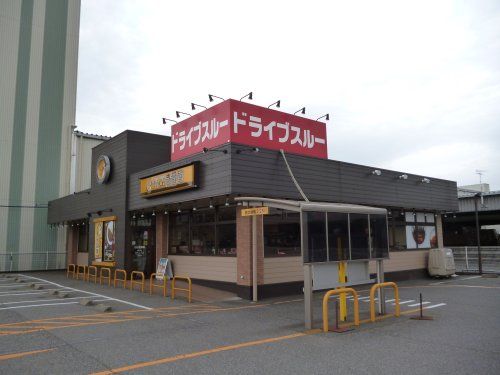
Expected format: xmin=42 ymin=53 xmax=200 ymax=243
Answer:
xmin=170 ymin=99 xmax=328 ymax=161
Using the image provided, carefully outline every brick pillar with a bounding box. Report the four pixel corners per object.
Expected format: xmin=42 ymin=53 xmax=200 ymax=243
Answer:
xmin=156 ymin=213 xmax=169 ymax=264
xmin=236 ymin=206 xmax=264 ymax=299
xmin=66 ymin=227 xmax=78 ymax=266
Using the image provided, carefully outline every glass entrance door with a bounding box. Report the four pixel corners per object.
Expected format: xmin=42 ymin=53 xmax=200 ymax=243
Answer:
xmin=130 ymin=216 xmax=156 ymax=276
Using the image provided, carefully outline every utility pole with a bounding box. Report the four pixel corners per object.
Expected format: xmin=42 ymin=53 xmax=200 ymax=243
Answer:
xmin=474 ymin=193 xmax=483 ymax=275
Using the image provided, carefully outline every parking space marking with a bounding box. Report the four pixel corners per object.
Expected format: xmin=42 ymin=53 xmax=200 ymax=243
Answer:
xmin=396 ymin=300 xmax=415 ymax=305
xmin=0 ymin=301 xmax=111 ymax=311
xmin=408 ymin=301 xmax=430 ymax=307
xmin=0 ymin=296 xmax=103 ymax=306
xmin=90 ymin=331 xmax=312 ymax=375
xmin=0 ymin=289 xmax=70 ymax=296
xmin=424 ymin=303 xmax=446 ymax=309
xmin=88 ymin=298 xmax=451 ymax=375
xmin=0 ymin=348 xmax=55 ymax=361
xmin=17 ymin=274 xmax=152 ymax=310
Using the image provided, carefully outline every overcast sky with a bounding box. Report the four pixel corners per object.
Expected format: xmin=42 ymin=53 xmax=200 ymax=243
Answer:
xmin=76 ymin=0 xmax=500 ymax=188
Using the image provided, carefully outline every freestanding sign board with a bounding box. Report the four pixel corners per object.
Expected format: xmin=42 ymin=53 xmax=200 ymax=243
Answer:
xmin=170 ymin=99 xmax=328 ymax=161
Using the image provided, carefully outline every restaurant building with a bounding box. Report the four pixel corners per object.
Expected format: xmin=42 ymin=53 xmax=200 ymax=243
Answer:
xmin=48 ymin=99 xmax=458 ymax=299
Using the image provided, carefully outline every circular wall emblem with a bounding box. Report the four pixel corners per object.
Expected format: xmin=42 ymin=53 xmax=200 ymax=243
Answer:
xmin=96 ymin=155 xmax=111 ymax=184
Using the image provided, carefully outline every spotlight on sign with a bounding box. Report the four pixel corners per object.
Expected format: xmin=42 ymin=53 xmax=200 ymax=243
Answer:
xmin=316 ymin=114 xmax=330 ymax=121
xmin=162 ymin=118 xmax=177 ymax=125
xmin=421 ymin=178 xmax=431 ymax=184
xmin=398 ymin=174 xmax=408 ymax=180
xmin=176 ymin=111 xmax=191 ymax=118
xmin=268 ymin=100 xmax=280 ymax=109
xmin=294 ymin=107 xmax=306 ymax=115
xmin=236 ymin=147 xmax=260 ymax=154
xmin=208 ymin=94 xmax=225 ymax=102
xmin=240 ymin=92 xmax=253 ymax=101
xmin=191 ymin=102 xmax=207 ymax=111
xmin=372 ymin=169 xmax=382 ymax=176
xmin=203 ymin=147 xmax=228 ymax=154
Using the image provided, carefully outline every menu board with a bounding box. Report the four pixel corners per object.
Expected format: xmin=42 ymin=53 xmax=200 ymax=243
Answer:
xmin=103 ymin=220 xmax=115 ymax=261
xmin=156 ymin=258 xmax=173 ymax=280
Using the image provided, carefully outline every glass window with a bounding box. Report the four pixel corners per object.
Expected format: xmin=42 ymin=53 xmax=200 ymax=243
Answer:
xmin=350 ymin=214 xmax=369 ymax=259
xmin=327 ymin=212 xmax=349 ymax=261
xmin=370 ymin=214 xmax=388 ymax=258
xmin=264 ymin=209 xmax=301 ymax=257
xmin=217 ymin=224 xmax=237 ymax=256
xmin=304 ymin=212 xmax=327 ymax=263
xmin=389 ymin=210 xmax=407 ymax=251
xmin=169 ymin=212 xmax=190 ymax=255
xmin=191 ymin=224 xmax=215 ymax=255
xmin=217 ymin=206 xmax=236 ymax=222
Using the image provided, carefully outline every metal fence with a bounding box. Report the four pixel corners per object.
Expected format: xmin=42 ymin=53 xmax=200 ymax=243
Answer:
xmin=450 ymin=246 xmax=500 ymax=274
xmin=0 ymin=252 xmax=66 ymax=272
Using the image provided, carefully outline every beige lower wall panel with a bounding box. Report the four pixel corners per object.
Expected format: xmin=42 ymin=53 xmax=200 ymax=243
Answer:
xmin=369 ymin=250 xmax=428 ymax=273
xmin=264 ymin=257 xmax=303 ymax=284
xmin=169 ymin=255 xmax=237 ymax=283
xmin=264 ymin=251 xmax=428 ymax=285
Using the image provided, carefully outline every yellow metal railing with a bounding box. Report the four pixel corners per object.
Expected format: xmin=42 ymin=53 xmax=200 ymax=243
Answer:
xmin=149 ymin=273 xmax=168 ymax=297
xmin=370 ymin=282 xmax=400 ymax=322
xmin=322 ymin=287 xmax=359 ymax=332
xmin=67 ymin=264 xmax=76 ymax=278
xmin=130 ymin=271 xmax=145 ymax=293
xmin=171 ymin=276 xmax=192 ymax=303
xmin=87 ymin=266 xmax=98 ymax=283
xmin=114 ymin=269 xmax=127 ymax=288
xmin=100 ymin=267 xmax=112 ymax=286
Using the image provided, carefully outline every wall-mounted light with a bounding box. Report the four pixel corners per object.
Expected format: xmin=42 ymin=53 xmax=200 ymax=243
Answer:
xmin=176 ymin=111 xmax=191 ymax=118
xmin=191 ymin=102 xmax=207 ymax=110
xmin=203 ymin=147 xmax=228 ymax=154
xmin=398 ymin=174 xmax=408 ymax=180
xmin=225 ymin=196 xmax=230 ymax=206
xmin=268 ymin=100 xmax=280 ymax=109
xmin=240 ymin=92 xmax=253 ymax=101
xmin=236 ymin=147 xmax=259 ymax=154
xmin=421 ymin=178 xmax=431 ymax=184
xmin=152 ymin=210 xmax=156 ymax=217
xmin=208 ymin=94 xmax=225 ymax=102
xmin=132 ymin=213 xmax=136 ymax=219
xmin=140 ymin=212 xmax=144 ymax=218
xmin=162 ymin=118 xmax=177 ymax=125
xmin=193 ymin=201 xmax=197 ymax=211
xmin=209 ymin=199 xmax=214 ymax=209
xmin=294 ymin=107 xmax=306 ymax=115
xmin=372 ymin=169 xmax=382 ymax=176
xmin=316 ymin=114 xmax=330 ymax=121
xmin=177 ymin=204 xmax=181 ymax=214
xmin=164 ymin=209 xmax=168 ymax=215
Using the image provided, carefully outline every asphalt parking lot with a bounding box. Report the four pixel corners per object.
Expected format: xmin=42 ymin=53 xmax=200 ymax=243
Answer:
xmin=0 ymin=271 xmax=499 ymax=374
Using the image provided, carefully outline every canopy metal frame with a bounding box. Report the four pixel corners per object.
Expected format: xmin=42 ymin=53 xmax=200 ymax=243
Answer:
xmin=235 ymin=197 xmax=388 ymax=329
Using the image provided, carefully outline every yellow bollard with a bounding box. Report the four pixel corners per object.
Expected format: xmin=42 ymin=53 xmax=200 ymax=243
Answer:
xmin=337 ymin=261 xmax=347 ymax=321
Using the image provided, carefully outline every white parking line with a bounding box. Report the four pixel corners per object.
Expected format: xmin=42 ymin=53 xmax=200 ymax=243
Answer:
xmin=424 ymin=303 xmax=446 ymax=309
xmin=18 ymin=274 xmax=152 ymax=310
xmin=0 ymin=300 xmax=108 ymax=310
xmin=357 ymin=296 xmax=371 ymax=300
xmin=396 ymin=300 xmax=415 ymax=305
xmin=0 ymin=296 xmax=105 ymax=306
xmin=408 ymin=301 xmax=431 ymax=307
xmin=385 ymin=299 xmax=395 ymax=302
xmin=0 ymin=284 xmax=35 ymax=288
xmin=0 ymin=288 xmax=68 ymax=296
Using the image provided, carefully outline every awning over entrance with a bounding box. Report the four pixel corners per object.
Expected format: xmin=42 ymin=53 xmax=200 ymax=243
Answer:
xmin=235 ymin=197 xmax=387 ymax=215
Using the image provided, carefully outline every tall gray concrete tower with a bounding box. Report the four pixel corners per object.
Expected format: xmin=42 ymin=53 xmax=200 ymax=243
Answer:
xmin=0 ymin=0 xmax=81 ymax=270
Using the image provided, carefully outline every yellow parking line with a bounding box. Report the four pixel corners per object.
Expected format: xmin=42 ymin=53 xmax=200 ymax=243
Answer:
xmin=0 ymin=348 xmax=54 ymax=361
xmin=90 ymin=332 xmax=312 ymax=374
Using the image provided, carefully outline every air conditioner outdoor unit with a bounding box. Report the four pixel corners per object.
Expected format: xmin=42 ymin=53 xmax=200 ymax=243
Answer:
xmin=428 ymin=248 xmax=456 ymax=277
